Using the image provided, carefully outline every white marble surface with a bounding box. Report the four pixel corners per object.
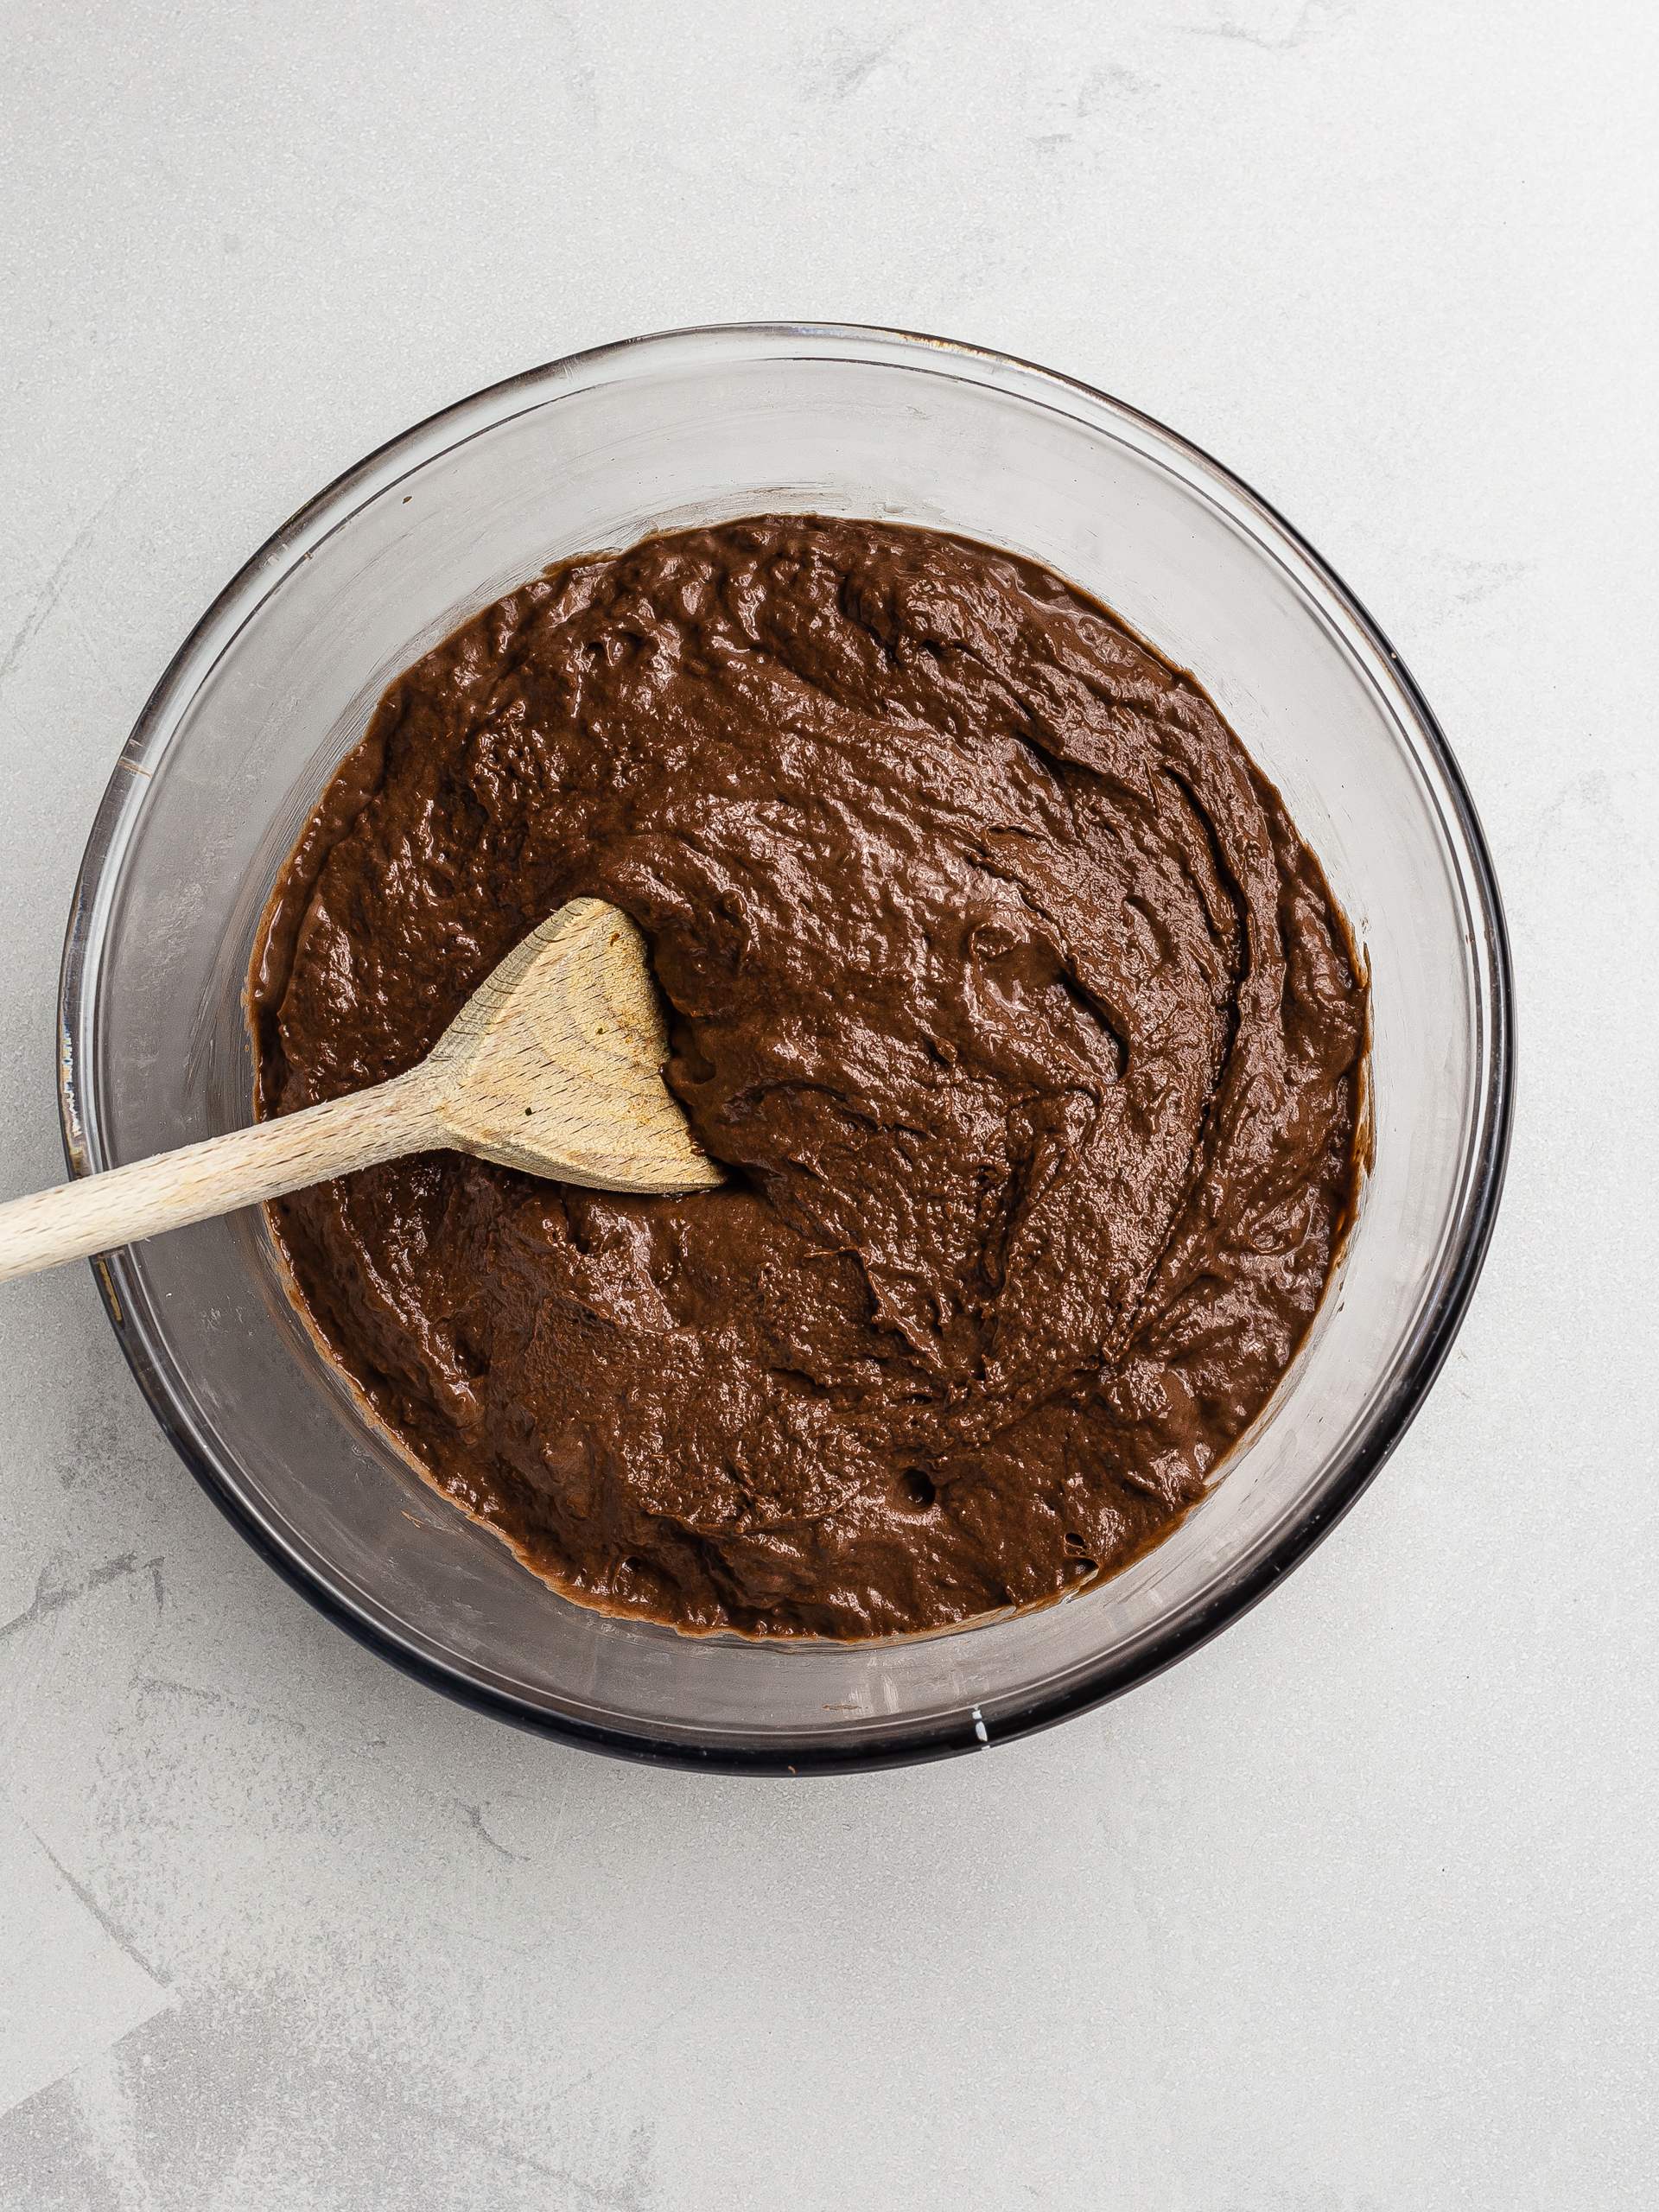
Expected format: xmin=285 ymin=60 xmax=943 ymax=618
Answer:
xmin=2 ymin=2 xmax=1655 ymax=2204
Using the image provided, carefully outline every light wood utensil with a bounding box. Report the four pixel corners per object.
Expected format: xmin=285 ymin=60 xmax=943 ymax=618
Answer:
xmin=0 ymin=898 xmax=725 ymax=1286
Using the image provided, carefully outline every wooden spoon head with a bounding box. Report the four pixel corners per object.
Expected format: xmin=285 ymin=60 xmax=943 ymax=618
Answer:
xmin=425 ymin=899 xmax=726 ymax=1193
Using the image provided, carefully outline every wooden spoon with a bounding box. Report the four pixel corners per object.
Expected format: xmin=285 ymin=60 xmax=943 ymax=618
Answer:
xmin=0 ymin=898 xmax=725 ymax=1286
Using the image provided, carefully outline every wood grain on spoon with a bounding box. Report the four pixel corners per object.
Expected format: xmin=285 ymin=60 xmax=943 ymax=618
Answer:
xmin=0 ymin=898 xmax=724 ymax=1286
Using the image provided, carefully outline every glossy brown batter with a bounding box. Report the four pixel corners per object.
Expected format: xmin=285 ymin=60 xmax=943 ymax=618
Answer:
xmin=251 ymin=517 xmax=1364 ymax=1640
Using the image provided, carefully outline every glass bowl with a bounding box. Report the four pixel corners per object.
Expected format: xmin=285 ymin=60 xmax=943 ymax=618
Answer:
xmin=59 ymin=324 xmax=1513 ymax=1771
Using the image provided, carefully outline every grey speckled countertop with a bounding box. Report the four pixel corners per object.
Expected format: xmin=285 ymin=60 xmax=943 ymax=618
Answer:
xmin=3 ymin=4 xmax=1655 ymax=2206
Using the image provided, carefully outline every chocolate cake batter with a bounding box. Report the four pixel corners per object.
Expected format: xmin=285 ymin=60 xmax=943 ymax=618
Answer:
xmin=251 ymin=518 xmax=1364 ymax=1640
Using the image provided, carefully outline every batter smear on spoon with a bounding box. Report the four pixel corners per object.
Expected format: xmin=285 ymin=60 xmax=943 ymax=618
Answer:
xmin=251 ymin=517 xmax=1365 ymax=1639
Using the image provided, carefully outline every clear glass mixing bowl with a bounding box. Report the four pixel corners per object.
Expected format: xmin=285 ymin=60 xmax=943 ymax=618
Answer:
xmin=60 ymin=325 xmax=1513 ymax=1770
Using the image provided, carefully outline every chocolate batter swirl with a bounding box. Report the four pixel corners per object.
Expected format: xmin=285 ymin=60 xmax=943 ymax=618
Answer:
xmin=251 ymin=518 xmax=1364 ymax=1639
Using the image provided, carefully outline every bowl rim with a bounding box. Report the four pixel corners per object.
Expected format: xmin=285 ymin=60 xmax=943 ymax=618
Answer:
xmin=58 ymin=321 xmax=1516 ymax=1774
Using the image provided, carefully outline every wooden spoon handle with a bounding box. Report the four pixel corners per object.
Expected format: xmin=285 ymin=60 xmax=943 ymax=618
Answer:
xmin=0 ymin=1068 xmax=443 ymax=1285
